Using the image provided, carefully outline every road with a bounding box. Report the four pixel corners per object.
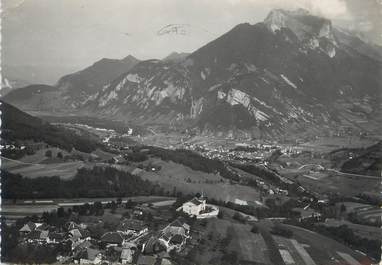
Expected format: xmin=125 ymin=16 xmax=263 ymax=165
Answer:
xmin=297 ymin=163 xmax=380 ymax=180
xmin=326 ymin=169 xmax=380 ymax=180
xmin=1 ymin=196 xmax=176 ymax=220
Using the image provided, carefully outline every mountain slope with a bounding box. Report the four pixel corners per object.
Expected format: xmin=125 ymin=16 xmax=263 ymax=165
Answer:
xmin=3 ymin=9 xmax=381 ymax=138
xmin=163 ymin=52 xmax=191 ymax=64
xmin=84 ymin=9 xmax=381 ymax=138
xmin=2 ymin=55 xmax=140 ymax=112
xmin=340 ymin=141 xmax=382 ymax=177
xmin=57 ymin=55 xmax=140 ymax=108
xmin=1 ymin=101 xmax=99 ymax=153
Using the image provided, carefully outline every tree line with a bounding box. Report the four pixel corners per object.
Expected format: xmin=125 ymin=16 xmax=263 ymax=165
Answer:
xmin=2 ymin=166 xmax=163 ymax=199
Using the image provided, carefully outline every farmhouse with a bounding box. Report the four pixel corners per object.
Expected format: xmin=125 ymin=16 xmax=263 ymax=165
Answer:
xmin=292 ymin=207 xmax=322 ymax=221
xmin=159 ymin=218 xmax=190 ymax=252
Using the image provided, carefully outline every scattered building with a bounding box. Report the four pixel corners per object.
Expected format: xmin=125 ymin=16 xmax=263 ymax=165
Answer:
xmin=292 ymin=207 xmax=322 ymax=221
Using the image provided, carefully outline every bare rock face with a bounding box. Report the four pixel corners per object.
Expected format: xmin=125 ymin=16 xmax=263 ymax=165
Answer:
xmin=264 ymin=9 xmax=337 ymax=57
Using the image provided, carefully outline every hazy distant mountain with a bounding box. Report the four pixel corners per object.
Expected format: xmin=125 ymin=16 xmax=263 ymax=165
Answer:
xmin=4 ymin=9 xmax=382 ymax=138
xmin=83 ymin=9 xmax=381 ymax=138
xmin=163 ymin=52 xmax=191 ymax=64
xmin=2 ymin=55 xmax=140 ymax=112
xmin=3 ymin=84 xmax=65 ymax=112
xmin=1 ymin=77 xmax=31 ymax=96
xmin=2 ymin=64 xmax=78 ymax=86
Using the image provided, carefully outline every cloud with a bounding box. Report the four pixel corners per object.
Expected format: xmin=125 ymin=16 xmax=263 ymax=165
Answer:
xmin=221 ymin=0 xmax=350 ymax=18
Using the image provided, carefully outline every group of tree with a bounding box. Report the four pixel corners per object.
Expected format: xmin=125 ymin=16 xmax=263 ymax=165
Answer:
xmin=315 ymin=224 xmax=381 ymax=260
xmin=137 ymin=146 xmax=240 ymax=181
xmin=2 ymin=166 xmax=164 ymax=199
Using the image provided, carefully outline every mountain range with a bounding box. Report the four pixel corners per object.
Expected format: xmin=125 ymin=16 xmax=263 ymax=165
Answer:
xmin=3 ymin=9 xmax=382 ymax=139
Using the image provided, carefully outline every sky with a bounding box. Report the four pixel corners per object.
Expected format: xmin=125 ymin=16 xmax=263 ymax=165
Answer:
xmin=2 ymin=0 xmax=381 ymax=85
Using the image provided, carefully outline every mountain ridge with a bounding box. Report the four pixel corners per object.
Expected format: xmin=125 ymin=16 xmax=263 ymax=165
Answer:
xmin=3 ymin=9 xmax=382 ymax=139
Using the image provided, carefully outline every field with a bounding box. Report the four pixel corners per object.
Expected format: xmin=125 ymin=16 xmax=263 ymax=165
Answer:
xmin=282 ymin=169 xmax=380 ymax=197
xmin=190 ymin=218 xmax=270 ymax=265
xmin=299 ymin=137 xmax=377 ymax=152
xmin=1 ymin=196 xmax=175 ymax=222
xmin=132 ymin=157 xmax=261 ymax=203
xmin=228 ymin=223 xmax=269 ymax=264
xmin=268 ymin=223 xmax=372 ymax=265
xmin=321 ymin=219 xmax=382 ymax=241
xmin=2 ymin=156 xmax=84 ymax=179
xmin=1 ymin=146 xmax=115 ymax=179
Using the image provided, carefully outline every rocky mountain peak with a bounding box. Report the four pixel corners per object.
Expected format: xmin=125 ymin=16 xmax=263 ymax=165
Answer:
xmin=264 ymin=9 xmax=333 ymax=37
xmin=264 ymin=8 xmax=336 ymax=57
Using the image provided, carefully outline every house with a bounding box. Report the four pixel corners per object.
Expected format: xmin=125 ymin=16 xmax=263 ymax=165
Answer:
xmin=292 ymin=207 xmax=322 ymax=221
xmin=35 ymin=223 xmax=50 ymax=231
xmin=120 ymin=242 xmax=138 ymax=264
xmin=180 ymin=197 xmax=206 ymax=216
xmin=142 ymin=236 xmax=163 ymax=254
xmin=19 ymin=221 xmax=36 ymax=235
xmin=159 ymin=218 xmax=190 ymax=252
xmin=69 ymin=228 xmax=86 ymax=241
xmin=234 ymin=198 xmax=248 ymax=206
xmin=67 ymin=221 xmax=87 ymax=231
xmin=164 ymin=219 xmax=190 ymax=237
xmin=101 ymin=231 xmax=125 ymax=246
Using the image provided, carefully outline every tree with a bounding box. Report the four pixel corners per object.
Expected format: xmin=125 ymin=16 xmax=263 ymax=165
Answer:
xmin=111 ymin=201 xmax=117 ymax=214
xmin=57 ymin=207 xmax=66 ymax=218
xmin=125 ymin=199 xmax=136 ymax=209
xmin=217 ymin=211 xmax=224 ymax=219
xmin=45 ymin=150 xmax=52 ymax=158
xmin=251 ymin=225 xmax=259 ymax=233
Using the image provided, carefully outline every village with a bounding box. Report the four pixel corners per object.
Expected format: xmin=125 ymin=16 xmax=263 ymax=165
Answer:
xmin=10 ymin=196 xmax=220 ymax=265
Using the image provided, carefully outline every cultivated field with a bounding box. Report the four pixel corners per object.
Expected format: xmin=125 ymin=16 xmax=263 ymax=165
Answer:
xmin=2 ymin=156 xmax=84 ymax=179
xmin=322 ymin=219 xmax=382 ymax=241
xmin=283 ymin=170 xmax=380 ymax=197
xmin=281 ymin=224 xmax=371 ymax=265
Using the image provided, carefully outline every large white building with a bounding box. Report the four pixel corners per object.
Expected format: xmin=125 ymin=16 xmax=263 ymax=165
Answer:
xmin=181 ymin=197 xmax=206 ymax=216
